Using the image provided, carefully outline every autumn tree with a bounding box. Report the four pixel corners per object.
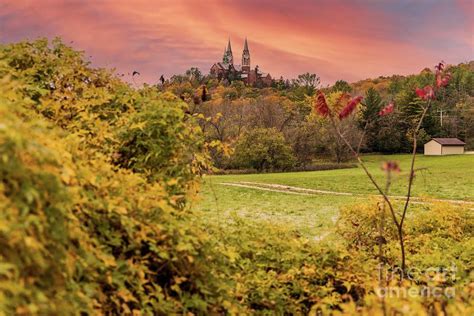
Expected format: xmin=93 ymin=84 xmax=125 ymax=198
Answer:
xmin=332 ymin=79 xmax=352 ymax=93
xmin=231 ymin=128 xmax=295 ymax=171
xmin=361 ymin=90 xmax=403 ymax=154
xmin=295 ymin=72 xmax=320 ymax=95
xmin=185 ymin=67 xmax=203 ymax=83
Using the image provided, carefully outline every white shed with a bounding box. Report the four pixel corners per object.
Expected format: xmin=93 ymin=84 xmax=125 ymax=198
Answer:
xmin=424 ymin=138 xmax=465 ymax=155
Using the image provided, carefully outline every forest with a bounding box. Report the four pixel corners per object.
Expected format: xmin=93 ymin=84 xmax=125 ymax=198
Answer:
xmin=161 ymin=61 xmax=474 ymax=172
xmin=0 ymin=39 xmax=473 ymax=315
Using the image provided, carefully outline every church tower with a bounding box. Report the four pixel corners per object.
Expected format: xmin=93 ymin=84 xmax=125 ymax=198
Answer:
xmin=222 ymin=47 xmax=227 ymax=64
xmin=241 ymin=38 xmax=250 ymax=73
xmin=223 ymin=39 xmax=233 ymax=66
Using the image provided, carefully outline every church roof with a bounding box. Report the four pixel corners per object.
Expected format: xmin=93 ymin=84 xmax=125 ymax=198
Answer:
xmin=212 ymin=63 xmax=226 ymax=70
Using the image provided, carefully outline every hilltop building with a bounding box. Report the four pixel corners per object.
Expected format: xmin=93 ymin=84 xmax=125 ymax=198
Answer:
xmin=210 ymin=38 xmax=272 ymax=86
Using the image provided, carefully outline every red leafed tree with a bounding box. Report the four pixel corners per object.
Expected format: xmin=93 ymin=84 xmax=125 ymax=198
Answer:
xmin=313 ymin=61 xmax=452 ymax=278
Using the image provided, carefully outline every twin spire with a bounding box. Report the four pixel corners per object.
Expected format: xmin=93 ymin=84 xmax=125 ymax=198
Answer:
xmin=222 ymin=37 xmax=250 ymax=70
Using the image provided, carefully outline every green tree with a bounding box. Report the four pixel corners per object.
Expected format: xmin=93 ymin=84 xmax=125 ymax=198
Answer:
xmin=360 ymin=87 xmax=383 ymax=124
xmin=232 ymin=128 xmax=295 ymax=171
xmin=332 ymin=80 xmax=352 ymax=93
xmin=185 ymin=67 xmax=203 ymax=83
xmin=360 ymin=88 xmax=406 ymax=152
xmin=296 ymin=72 xmax=320 ymax=95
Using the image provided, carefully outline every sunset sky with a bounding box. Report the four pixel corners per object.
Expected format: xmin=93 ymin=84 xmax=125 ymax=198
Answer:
xmin=1 ymin=0 xmax=473 ymax=85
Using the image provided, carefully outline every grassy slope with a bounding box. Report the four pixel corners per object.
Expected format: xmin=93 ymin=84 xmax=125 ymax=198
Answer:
xmin=205 ymin=154 xmax=474 ymax=200
xmin=196 ymin=154 xmax=473 ymax=236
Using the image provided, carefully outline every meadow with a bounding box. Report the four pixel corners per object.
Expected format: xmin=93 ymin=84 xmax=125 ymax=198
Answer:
xmin=197 ymin=154 xmax=474 ymax=236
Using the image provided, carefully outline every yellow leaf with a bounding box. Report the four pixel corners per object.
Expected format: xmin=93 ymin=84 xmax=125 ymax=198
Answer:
xmin=130 ymin=121 xmax=147 ymax=130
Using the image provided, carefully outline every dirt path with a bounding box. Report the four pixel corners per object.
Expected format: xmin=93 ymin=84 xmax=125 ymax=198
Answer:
xmin=219 ymin=182 xmax=317 ymax=196
xmin=219 ymin=181 xmax=474 ymax=241
xmin=220 ymin=181 xmax=474 ymax=207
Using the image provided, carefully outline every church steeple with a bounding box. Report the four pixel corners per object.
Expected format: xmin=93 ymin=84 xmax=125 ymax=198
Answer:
xmin=222 ymin=46 xmax=228 ymax=64
xmin=223 ymin=38 xmax=234 ymax=66
xmin=227 ymin=38 xmax=232 ymax=54
xmin=242 ymin=37 xmax=251 ymax=73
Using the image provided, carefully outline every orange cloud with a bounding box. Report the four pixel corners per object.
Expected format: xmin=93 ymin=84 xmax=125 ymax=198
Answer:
xmin=1 ymin=0 xmax=472 ymax=84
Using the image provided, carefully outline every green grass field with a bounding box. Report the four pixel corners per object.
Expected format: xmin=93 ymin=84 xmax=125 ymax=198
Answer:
xmin=196 ymin=154 xmax=474 ymax=237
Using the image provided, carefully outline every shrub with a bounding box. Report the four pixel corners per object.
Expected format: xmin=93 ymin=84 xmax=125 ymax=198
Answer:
xmin=115 ymin=90 xmax=208 ymax=199
xmin=0 ymin=40 xmax=236 ymax=315
xmin=231 ymin=128 xmax=295 ymax=171
xmin=203 ymin=216 xmax=370 ymax=314
xmin=0 ymin=38 xmax=209 ymax=200
xmin=336 ymin=201 xmax=474 ymax=314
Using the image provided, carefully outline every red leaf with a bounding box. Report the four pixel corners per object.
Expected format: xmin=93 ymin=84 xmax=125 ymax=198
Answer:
xmin=381 ymin=161 xmax=401 ymax=173
xmin=378 ymin=102 xmax=394 ymax=116
xmin=436 ymin=73 xmax=442 ymax=87
xmin=437 ymin=74 xmax=451 ymax=88
xmin=339 ymin=96 xmax=362 ymax=120
xmin=314 ymin=91 xmax=330 ymax=117
xmin=415 ymin=85 xmax=434 ymax=100
xmin=415 ymin=88 xmax=425 ymax=98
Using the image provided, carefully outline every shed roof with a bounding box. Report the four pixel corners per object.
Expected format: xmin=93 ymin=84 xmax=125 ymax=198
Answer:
xmin=431 ymin=138 xmax=466 ymax=146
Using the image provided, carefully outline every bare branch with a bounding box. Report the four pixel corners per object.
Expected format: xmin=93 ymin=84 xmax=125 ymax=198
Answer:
xmin=400 ymin=100 xmax=431 ymax=227
xmin=328 ymin=115 xmax=400 ymax=228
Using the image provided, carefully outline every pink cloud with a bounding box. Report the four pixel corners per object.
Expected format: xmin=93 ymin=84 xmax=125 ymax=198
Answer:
xmin=1 ymin=0 xmax=472 ymax=85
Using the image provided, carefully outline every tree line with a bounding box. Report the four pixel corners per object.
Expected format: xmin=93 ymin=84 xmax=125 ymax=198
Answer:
xmin=157 ymin=62 xmax=474 ymax=171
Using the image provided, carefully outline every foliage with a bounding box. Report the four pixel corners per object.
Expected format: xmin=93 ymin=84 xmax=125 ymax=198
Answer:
xmin=0 ymin=38 xmax=208 ymax=199
xmin=206 ymin=218 xmax=371 ymax=314
xmin=314 ymin=61 xmax=458 ymax=285
xmin=294 ymin=72 xmax=320 ymax=95
xmin=0 ymin=87 xmax=239 ymax=314
xmin=231 ymin=128 xmax=295 ymax=171
xmin=313 ymin=91 xmax=364 ymax=162
xmin=166 ymin=60 xmax=473 ymax=170
xmin=360 ymin=88 xmax=406 ymax=152
xmin=336 ymin=201 xmax=474 ymax=315
xmin=1 ymin=38 xmax=473 ymax=315
xmin=360 ymin=87 xmax=384 ymax=125
xmin=0 ymin=39 xmax=235 ymax=314
xmin=332 ymin=80 xmax=352 ymax=93
xmin=284 ymin=118 xmax=322 ymax=166
xmin=115 ymin=89 xmax=207 ymax=198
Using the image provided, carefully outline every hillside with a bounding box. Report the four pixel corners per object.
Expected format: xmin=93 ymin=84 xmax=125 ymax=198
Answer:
xmin=157 ymin=59 xmax=474 ymax=172
xmin=349 ymin=61 xmax=474 ymax=97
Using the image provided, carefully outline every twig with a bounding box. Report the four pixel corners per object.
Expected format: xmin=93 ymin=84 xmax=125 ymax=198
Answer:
xmin=400 ymin=101 xmax=431 ymax=227
xmin=329 ymin=116 xmax=400 ymax=229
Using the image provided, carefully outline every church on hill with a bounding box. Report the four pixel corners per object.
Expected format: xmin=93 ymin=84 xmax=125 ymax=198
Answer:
xmin=210 ymin=38 xmax=272 ymax=87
